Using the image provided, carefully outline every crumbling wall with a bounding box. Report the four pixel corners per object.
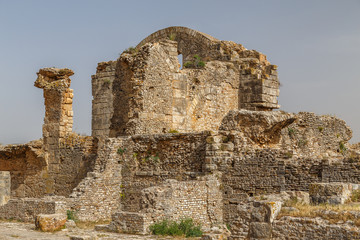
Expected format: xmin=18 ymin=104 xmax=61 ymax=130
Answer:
xmin=273 ymin=216 xmax=360 ymax=239
xmin=92 ymin=61 xmax=116 ymax=138
xmin=0 ymin=142 xmax=47 ymax=198
xmin=141 ymin=178 xmax=222 ymax=229
xmin=34 ymin=68 xmax=98 ymax=196
xmin=280 ymin=112 xmax=353 ymax=159
xmin=107 ymin=26 xmax=280 ymax=137
xmin=0 ymin=197 xmax=68 ymax=222
xmin=69 ymin=138 xmax=123 ymax=221
xmin=110 ymin=177 xmax=222 ymax=234
xmin=119 ymin=133 xmax=207 ymax=213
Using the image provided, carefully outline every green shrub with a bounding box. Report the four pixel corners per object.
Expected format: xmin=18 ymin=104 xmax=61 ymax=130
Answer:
xmin=168 ymin=33 xmax=176 ymax=41
xmin=117 ymin=147 xmax=126 ymax=155
xmin=197 ymin=61 xmax=205 ymax=68
xmin=351 ymin=189 xmax=360 ymax=202
xmin=66 ymin=210 xmax=78 ymax=221
xmin=184 ymin=61 xmax=193 ymax=68
xmin=183 ymin=55 xmax=206 ymax=69
xmin=149 ymin=218 xmax=202 ymax=238
xmin=339 ymin=141 xmax=347 ymax=154
xmin=123 ymin=46 xmax=137 ymax=54
xmin=288 ymin=127 xmax=296 ymax=138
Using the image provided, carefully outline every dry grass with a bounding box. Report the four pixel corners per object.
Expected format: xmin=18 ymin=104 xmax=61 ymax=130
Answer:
xmin=278 ymin=199 xmax=360 ymax=226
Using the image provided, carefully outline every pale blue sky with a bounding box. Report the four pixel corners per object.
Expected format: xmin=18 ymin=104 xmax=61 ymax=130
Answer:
xmin=0 ymin=0 xmax=359 ymax=144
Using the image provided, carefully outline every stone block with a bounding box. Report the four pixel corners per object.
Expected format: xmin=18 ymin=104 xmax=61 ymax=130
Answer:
xmin=248 ymin=222 xmax=272 ymax=239
xmin=252 ymin=201 xmax=282 ymax=223
xmin=309 ymin=182 xmax=352 ymax=205
xmin=35 ymin=213 xmax=67 ymax=232
xmin=0 ymin=171 xmax=10 ymax=206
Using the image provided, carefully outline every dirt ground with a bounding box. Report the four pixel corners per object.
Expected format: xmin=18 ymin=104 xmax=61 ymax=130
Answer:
xmin=0 ymin=221 xmax=188 ymax=240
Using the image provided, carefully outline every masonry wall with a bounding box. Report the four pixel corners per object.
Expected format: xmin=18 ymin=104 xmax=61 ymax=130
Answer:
xmin=106 ymin=27 xmax=281 ymax=137
xmin=92 ymin=61 xmax=116 ymax=138
xmin=141 ymin=178 xmax=223 ymax=229
xmin=0 ymin=143 xmax=47 ymax=198
xmin=120 ymin=132 xmax=208 ymax=212
xmin=69 ymin=138 xmax=123 ymax=221
xmin=55 ymin=135 xmax=98 ymax=196
xmin=64 ymin=132 xmax=208 ymax=222
xmin=273 ymin=216 xmax=360 ymax=240
xmin=0 ymin=197 xmax=68 ymax=222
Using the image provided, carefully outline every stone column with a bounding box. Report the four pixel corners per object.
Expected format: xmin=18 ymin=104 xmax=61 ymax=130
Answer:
xmin=34 ymin=68 xmax=74 ymax=193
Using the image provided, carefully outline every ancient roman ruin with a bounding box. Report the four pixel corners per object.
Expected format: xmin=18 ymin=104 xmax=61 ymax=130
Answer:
xmin=1 ymin=26 xmax=360 ymax=239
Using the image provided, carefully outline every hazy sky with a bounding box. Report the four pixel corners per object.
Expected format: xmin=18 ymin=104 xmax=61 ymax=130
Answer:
xmin=1 ymin=0 xmax=359 ymax=144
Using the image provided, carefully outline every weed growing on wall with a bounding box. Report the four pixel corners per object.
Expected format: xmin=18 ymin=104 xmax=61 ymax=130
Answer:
xmin=66 ymin=210 xmax=78 ymax=222
xmin=183 ymin=55 xmax=206 ymax=69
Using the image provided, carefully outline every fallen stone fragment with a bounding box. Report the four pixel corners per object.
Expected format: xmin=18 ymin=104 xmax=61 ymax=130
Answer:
xmin=35 ymin=213 xmax=67 ymax=232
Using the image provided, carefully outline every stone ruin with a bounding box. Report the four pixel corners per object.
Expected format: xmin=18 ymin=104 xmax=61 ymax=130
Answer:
xmin=1 ymin=26 xmax=360 ymax=239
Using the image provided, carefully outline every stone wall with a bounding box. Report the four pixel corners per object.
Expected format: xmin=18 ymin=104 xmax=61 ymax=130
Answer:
xmin=0 ymin=142 xmax=47 ymax=198
xmin=34 ymin=68 xmax=98 ymax=196
xmin=140 ymin=178 xmax=223 ymax=229
xmin=91 ymin=61 xmax=116 ymax=138
xmin=0 ymin=197 xmax=68 ymax=222
xmin=273 ymin=216 xmax=360 ymax=240
xmin=69 ymin=138 xmax=123 ymax=221
xmin=119 ymin=133 xmax=207 ymax=213
xmin=107 ymin=26 xmax=280 ymax=137
xmin=67 ymin=132 xmax=208 ymax=221
xmin=110 ymin=177 xmax=223 ymax=234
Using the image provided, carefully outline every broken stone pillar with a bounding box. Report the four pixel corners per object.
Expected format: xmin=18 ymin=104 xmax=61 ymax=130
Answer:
xmin=35 ymin=68 xmax=74 ymax=193
xmin=0 ymin=171 xmax=10 ymax=206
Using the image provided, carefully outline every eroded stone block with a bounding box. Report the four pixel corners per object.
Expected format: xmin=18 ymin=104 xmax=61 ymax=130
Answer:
xmin=309 ymin=182 xmax=352 ymax=205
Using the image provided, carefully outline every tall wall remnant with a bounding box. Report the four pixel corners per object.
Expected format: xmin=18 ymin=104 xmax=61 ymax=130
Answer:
xmin=91 ymin=26 xmax=280 ymax=138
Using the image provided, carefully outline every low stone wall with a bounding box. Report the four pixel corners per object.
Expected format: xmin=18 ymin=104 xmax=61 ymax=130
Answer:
xmin=273 ymin=216 xmax=360 ymax=240
xmin=108 ymin=177 xmax=222 ymax=234
xmin=0 ymin=197 xmax=68 ymax=222
xmin=110 ymin=212 xmax=151 ymax=234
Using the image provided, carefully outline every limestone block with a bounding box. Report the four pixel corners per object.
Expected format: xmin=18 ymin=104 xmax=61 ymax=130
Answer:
xmin=252 ymin=201 xmax=282 ymax=223
xmin=309 ymin=182 xmax=352 ymax=205
xmin=35 ymin=213 xmax=67 ymax=232
xmin=0 ymin=171 xmax=10 ymax=206
xmin=220 ymin=110 xmax=296 ymax=145
xmin=248 ymin=222 xmax=272 ymax=239
xmin=65 ymin=220 xmax=77 ymax=229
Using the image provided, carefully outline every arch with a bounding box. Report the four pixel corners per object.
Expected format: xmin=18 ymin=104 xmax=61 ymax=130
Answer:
xmin=136 ymin=26 xmax=221 ymax=63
